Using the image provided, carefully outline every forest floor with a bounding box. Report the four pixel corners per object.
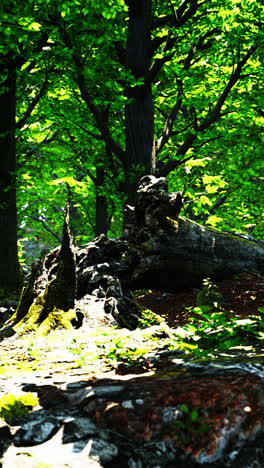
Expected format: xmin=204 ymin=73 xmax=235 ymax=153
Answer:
xmin=0 ymin=274 xmax=263 ymax=468
xmin=138 ymin=273 xmax=264 ymax=327
xmin=0 ymin=273 xmax=263 ymax=384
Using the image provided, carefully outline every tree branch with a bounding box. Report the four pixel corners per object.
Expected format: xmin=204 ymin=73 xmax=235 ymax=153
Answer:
xmin=199 ymin=44 xmax=259 ymax=132
xmin=75 ymin=65 xmax=125 ymax=162
xmin=17 ymin=77 xmax=49 ymax=129
xmin=156 ymin=81 xmax=183 ymax=154
xmin=76 ymin=124 xmax=104 ymax=141
xmin=155 ymin=26 xmax=221 ymax=153
xmin=192 ymin=136 xmax=220 ymax=149
xmin=32 ymin=216 xmax=62 ymax=243
xmin=157 ymin=43 xmax=260 ymax=177
xmin=151 ymin=0 xmax=199 ymax=30
xmin=150 ymin=35 xmax=168 ymax=57
xmin=40 ymin=129 xmax=60 ymax=144
xmin=146 ymin=51 xmax=175 ymax=84
xmin=148 ymin=11 xmax=213 ymax=83
xmin=157 ymin=131 xmax=196 ymax=176
xmin=59 ymin=27 xmax=125 ymax=163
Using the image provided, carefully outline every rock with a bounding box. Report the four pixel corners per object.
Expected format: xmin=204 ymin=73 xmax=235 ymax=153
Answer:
xmin=14 ymin=414 xmax=61 ymax=446
xmin=86 ymin=372 xmax=263 ymax=464
xmin=0 ymin=358 xmax=264 ymax=467
xmin=62 ymin=417 xmax=98 ymax=443
xmin=3 ymin=429 xmax=105 ymax=468
xmin=0 ymin=425 xmax=12 ymax=457
xmin=85 ymin=438 xmax=119 ymax=464
xmin=34 ymin=385 xmax=71 ymax=410
xmin=74 ymin=294 xmax=118 ymax=328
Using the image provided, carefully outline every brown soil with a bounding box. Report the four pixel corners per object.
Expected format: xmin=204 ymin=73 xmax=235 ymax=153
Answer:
xmin=138 ymin=273 xmax=264 ymax=327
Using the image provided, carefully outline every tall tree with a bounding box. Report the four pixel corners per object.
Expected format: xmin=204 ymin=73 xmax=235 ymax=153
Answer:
xmin=41 ymin=0 xmax=263 ymax=211
xmin=0 ymin=57 xmax=19 ymax=291
xmin=0 ymin=2 xmax=50 ymax=292
xmin=124 ymin=0 xmax=156 ymax=201
xmin=4 ymin=0 xmax=262 ymax=264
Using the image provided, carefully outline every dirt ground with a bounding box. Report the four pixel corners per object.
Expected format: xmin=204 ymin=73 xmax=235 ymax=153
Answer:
xmin=138 ymin=273 xmax=264 ymax=327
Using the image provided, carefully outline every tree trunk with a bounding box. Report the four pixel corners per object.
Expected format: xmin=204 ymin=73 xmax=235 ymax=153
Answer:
xmin=9 ymin=205 xmax=76 ymax=336
xmin=124 ymin=0 xmax=155 ymax=205
xmin=95 ymin=166 xmax=109 ymax=236
xmin=0 ymin=65 xmax=20 ymax=293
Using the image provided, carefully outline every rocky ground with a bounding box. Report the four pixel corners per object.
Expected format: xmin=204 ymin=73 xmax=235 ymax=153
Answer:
xmin=0 ymin=275 xmax=263 ymax=468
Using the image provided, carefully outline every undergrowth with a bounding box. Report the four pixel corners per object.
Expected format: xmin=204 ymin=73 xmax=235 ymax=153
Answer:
xmin=170 ymin=306 xmax=264 ymax=358
xmin=0 ymin=303 xmax=263 ymax=374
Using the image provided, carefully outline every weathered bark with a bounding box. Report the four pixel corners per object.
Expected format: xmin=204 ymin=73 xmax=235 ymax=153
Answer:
xmin=8 ymin=205 xmax=76 ymax=336
xmin=95 ymin=166 xmax=109 ymax=236
xmin=129 ymin=216 xmax=264 ymax=291
xmin=124 ymin=0 xmax=155 ymax=204
xmin=119 ymin=176 xmax=263 ymax=294
xmin=0 ymin=66 xmax=20 ymax=293
xmin=3 ymin=175 xmax=263 ymax=336
xmin=124 ymin=176 xmax=264 ymax=291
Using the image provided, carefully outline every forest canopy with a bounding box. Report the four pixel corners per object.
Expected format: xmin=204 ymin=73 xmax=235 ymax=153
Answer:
xmin=0 ymin=0 xmax=263 ymax=291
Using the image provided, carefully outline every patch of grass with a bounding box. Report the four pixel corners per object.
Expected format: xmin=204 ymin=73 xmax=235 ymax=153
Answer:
xmin=1 ymin=301 xmax=263 ymax=378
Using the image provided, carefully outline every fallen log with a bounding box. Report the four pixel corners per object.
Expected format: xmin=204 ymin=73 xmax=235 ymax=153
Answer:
xmin=2 ymin=175 xmax=263 ymax=336
xmin=122 ymin=175 xmax=264 ymax=292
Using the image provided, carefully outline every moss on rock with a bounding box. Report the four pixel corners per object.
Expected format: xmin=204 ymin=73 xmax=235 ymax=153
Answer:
xmin=35 ymin=308 xmax=76 ymax=336
xmin=12 ymin=259 xmax=43 ymax=323
xmin=14 ymin=293 xmax=47 ymax=335
xmin=11 ymin=205 xmax=77 ymax=337
xmin=14 ymin=279 xmax=77 ymax=336
xmin=0 ymin=392 xmax=39 ymax=424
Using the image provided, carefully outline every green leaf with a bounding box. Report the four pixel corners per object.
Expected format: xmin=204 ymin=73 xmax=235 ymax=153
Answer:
xmin=27 ymin=22 xmax=42 ymax=31
xmin=181 ymin=404 xmax=189 ymax=414
xmin=190 ymin=408 xmax=199 ymax=422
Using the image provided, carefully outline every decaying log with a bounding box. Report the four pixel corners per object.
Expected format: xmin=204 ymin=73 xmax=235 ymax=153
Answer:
xmin=123 ymin=175 xmax=264 ymax=291
xmin=2 ymin=175 xmax=263 ymax=335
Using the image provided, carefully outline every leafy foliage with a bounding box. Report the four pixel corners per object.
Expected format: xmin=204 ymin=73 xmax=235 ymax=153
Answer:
xmin=170 ymin=306 xmax=264 ymax=358
xmin=0 ymin=0 xmax=263 ymax=268
xmin=96 ymin=336 xmax=149 ymax=366
xmin=173 ymin=404 xmax=210 ymax=442
xmin=0 ymin=0 xmax=264 ymax=261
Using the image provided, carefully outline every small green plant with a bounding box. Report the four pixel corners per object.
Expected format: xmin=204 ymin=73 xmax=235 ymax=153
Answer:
xmin=133 ymin=289 xmax=152 ymax=298
xmin=66 ymin=337 xmax=95 ymax=367
xmin=97 ymin=337 xmax=148 ymax=366
xmin=196 ymin=278 xmax=222 ymax=308
xmin=0 ymin=393 xmax=39 ymax=424
xmin=138 ymin=308 xmax=164 ymax=328
xmin=170 ymin=306 xmax=264 ymax=357
xmin=173 ymin=404 xmax=210 ymax=442
xmin=66 ymin=337 xmax=85 ymax=355
xmin=25 ymin=341 xmax=39 ymax=358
